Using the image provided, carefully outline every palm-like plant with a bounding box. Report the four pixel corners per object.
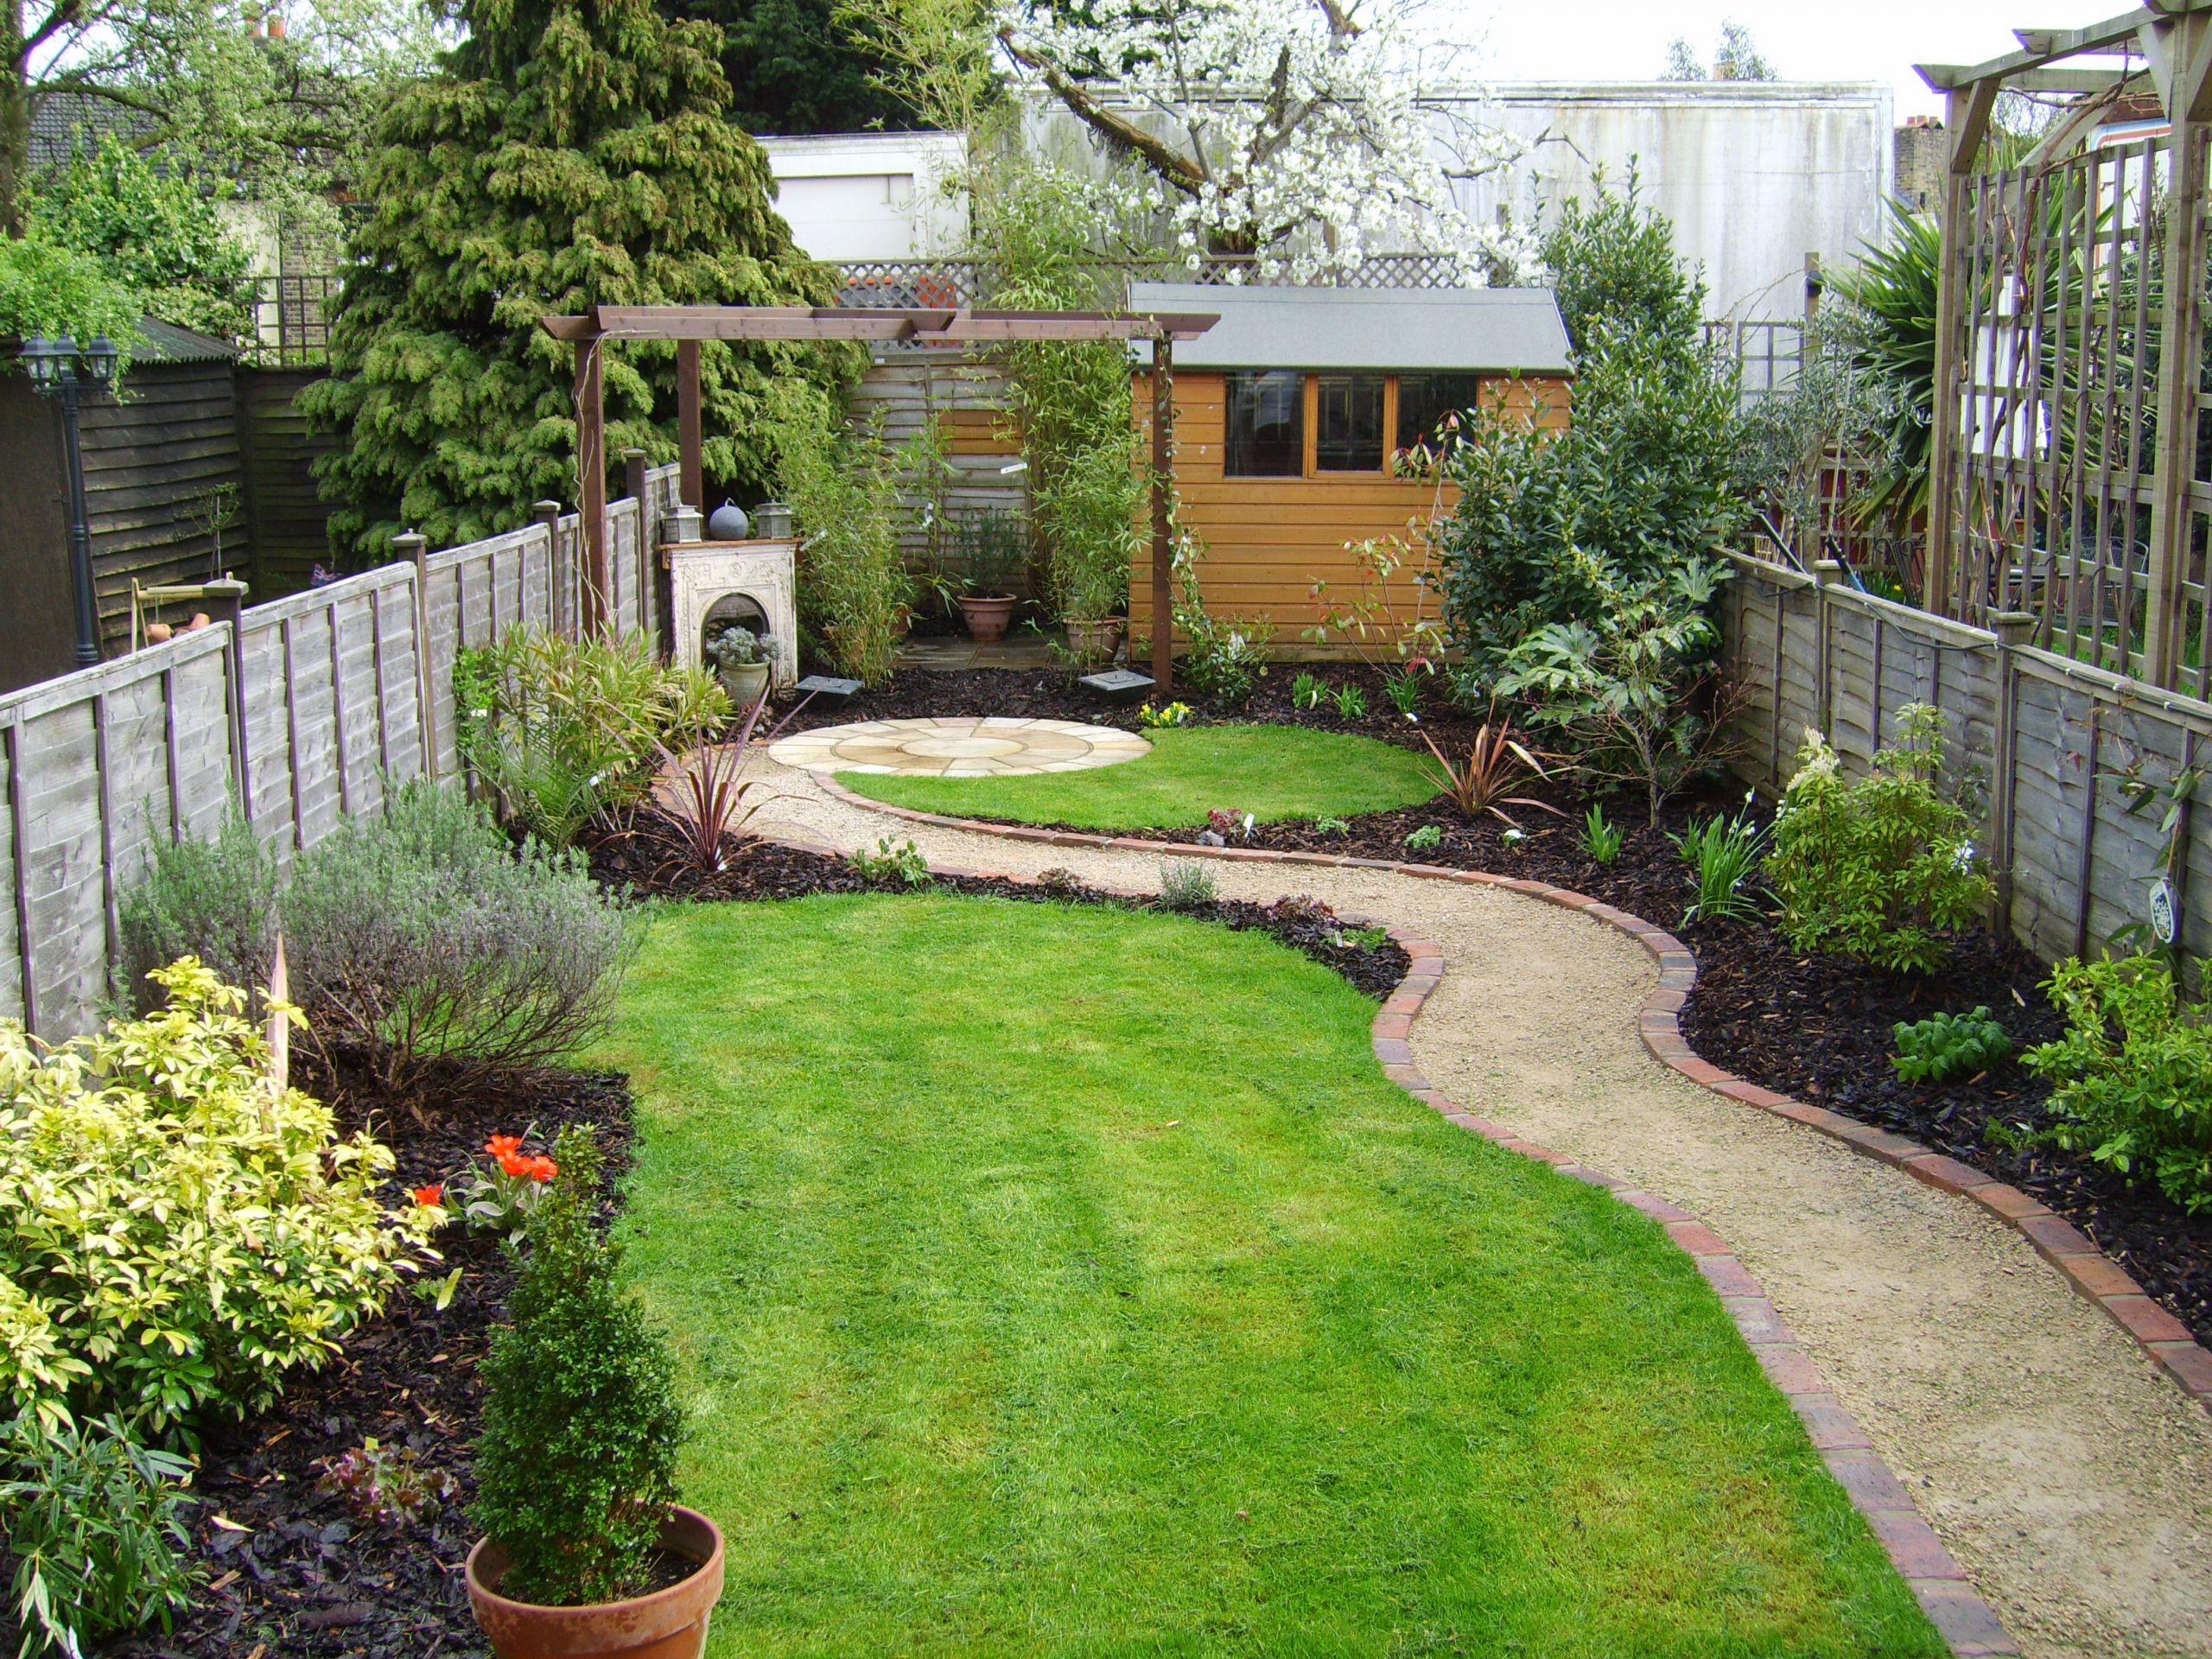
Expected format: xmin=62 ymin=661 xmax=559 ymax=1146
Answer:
xmin=648 ymin=683 xmax=809 ymax=874
xmin=1417 ymin=704 xmax=1569 ymax=830
xmin=1828 ymin=201 xmax=1941 ymax=528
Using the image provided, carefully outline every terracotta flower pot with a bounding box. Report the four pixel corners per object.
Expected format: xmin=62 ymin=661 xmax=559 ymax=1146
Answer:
xmin=959 ymin=594 xmax=1018 ymax=643
xmin=466 ymin=1506 xmax=726 ymax=1659
xmin=1064 ymin=616 xmax=1125 ymax=664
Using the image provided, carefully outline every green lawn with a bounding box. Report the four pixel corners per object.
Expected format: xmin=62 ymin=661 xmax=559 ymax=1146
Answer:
xmin=837 ymin=723 xmax=1439 ymax=830
xmin=595 ymin=896 xmax=1942 ymax=1658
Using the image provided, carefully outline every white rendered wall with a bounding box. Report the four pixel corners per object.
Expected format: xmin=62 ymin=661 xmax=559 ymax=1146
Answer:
xmin=1025 ymin=81 xmax=1893 ymax=323
xmin=760 ymin=131 xmax=969 ymax=261
xmin=1462 ymin=83 xmax=1895 ymax=323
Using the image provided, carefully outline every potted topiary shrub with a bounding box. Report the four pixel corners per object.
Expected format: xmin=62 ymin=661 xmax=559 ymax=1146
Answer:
xmin=464 ymin=1125 xmax=723 ymax=1659
xmin=703 ymin=623 xmax=775 ymax=709
xmin=955 ymin=508 xmax=1023 ymax=643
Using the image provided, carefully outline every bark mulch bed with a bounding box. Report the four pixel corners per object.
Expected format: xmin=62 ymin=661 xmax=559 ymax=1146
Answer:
xmin=74 ymin=1067 xmax=637 ymax=1659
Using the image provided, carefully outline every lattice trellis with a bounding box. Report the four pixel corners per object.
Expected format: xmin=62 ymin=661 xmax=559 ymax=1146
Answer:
xmin=1921 ymin=9 xmax=2212 ymax=699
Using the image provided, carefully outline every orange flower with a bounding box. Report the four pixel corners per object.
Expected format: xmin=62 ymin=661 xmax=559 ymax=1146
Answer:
xmin=485 ymin=1135 xmax=524 ymax=1160
xmin=495 ymin=1149 xmax=530 ymax=1179
xmin=411 ymin=1184 xmax=444 ymax=1207
xmin=525 ymin=1156 xmax=557 ymax=1184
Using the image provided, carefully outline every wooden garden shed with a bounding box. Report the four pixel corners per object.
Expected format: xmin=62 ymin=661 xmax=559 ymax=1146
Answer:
xmin=1128 ymin=283 xmax=1573 ymax=650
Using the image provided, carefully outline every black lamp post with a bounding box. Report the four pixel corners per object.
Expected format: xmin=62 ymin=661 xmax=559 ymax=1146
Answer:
xmin=22 ymin=332 xmax=121 ymax=666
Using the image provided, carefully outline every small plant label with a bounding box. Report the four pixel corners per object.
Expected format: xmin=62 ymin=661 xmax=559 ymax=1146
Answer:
xmin=2149 ymin=877 xmax=2177 ymax=946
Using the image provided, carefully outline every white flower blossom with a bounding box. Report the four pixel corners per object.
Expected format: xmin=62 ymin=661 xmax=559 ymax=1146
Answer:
xmin=998 ymin=0 xmax=1537 ymax=284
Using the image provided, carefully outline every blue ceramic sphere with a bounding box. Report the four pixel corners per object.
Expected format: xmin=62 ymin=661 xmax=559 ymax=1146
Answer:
xmin=709 ymin=502 xmax=751 ymax=540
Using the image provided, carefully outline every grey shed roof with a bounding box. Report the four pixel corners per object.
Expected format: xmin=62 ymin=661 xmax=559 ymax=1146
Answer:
xmin=1128 ymin=283 xmax=1573 ymax=374
xmin=135 ymin=318 xmax=239 ymax=366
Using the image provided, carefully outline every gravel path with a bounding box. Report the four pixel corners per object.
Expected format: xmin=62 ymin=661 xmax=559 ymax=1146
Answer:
xmin=746 ymin=760 xmax=2212 ymax=1659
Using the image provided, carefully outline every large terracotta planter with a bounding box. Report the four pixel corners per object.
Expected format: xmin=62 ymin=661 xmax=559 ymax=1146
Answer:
xmin=466 ymin=1507 xmax=726 ymax=1659
xmin=1064 ymin=616 xmax=1125 ymax=664
xmin=959 ymin=594 xmax=1018 ymax=643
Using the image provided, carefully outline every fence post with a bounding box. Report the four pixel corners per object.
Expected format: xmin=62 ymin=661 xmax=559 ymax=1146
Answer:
xmin=624 ymin=448 xmax=652 ymax=645
xmin=532 ymin=500 xmax=566 ymax=639
xmin=1812 ymin=559 xmax=1843 ymax=741
xmin=398 ymin=533 xmax=435 ymax=781
xmin=200 ymin=577 xmax=253 ymax=824
xmin=1988 ymin=610 xmax=2035 ymax=937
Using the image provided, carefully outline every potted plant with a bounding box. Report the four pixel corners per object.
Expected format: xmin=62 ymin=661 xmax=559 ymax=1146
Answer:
xmin=1061 ymin=563 xmax=1128 ymax=666
xmin=465 ymin=1126 xmax=723 ymax=1659
xmin=955 ymin=508 xmax=1023 ymax=643
xmin=703 ymin=623 xmax=775 ymax=708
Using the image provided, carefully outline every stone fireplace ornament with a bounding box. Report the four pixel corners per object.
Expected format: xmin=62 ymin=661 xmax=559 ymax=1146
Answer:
xmin=664 ymin=526 xmax=798 ymax=690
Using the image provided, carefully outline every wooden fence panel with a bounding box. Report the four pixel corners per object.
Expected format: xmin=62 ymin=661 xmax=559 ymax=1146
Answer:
xmin=0 ymin=632 xmax=237 ymax=1035
xmin=1723 ymin=550 xmax=2212 ymax=972
xmin=0 ymin=469 xmax=679 ymax=1037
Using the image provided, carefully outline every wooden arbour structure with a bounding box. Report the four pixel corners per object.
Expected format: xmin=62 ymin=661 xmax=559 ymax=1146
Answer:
xmin=1916 ymin=2 xmax=2212 ymax=696
xmin=538 ymin=304 xmax=1218 ymax=689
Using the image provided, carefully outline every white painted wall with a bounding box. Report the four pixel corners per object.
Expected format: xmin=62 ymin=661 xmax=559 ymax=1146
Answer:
xmin=1026 ymin=81 xmax=1892 ymax=323
xmin=760 ymin=131 xmax=969 ymax=261
xmin=1463 ymin=82 xmax=1894 ymax=323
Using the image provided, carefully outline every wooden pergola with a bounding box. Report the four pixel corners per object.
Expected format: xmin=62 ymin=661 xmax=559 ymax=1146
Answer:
xmin=1914 ymin=2 xmax=2212 ymax=692
xmin=537 ymin=304 xmax=1218 ymax=689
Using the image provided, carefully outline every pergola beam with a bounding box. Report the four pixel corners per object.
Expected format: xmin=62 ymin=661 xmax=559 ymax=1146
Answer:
xmin=541 ymin=304 xmax=1218 ymax=682
xmin=1915 ymin=3 xmax=2212 ymax=91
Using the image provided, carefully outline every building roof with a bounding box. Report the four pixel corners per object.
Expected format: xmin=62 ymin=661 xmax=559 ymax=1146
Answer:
xmin=29 ymin=92 xmax=158 ymax=173
xmin=1126 ymin=283 xmax=1573 ymax=374
xmin=134 ymin=318 xmax=239 ymax=366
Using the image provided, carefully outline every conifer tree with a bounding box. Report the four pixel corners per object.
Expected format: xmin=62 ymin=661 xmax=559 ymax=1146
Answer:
xmin=304 ymin=0 xmax=850 ymax=558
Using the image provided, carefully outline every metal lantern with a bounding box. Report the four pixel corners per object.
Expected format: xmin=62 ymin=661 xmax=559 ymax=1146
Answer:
xmin=19 ymin=334 xmax=59 ymax=388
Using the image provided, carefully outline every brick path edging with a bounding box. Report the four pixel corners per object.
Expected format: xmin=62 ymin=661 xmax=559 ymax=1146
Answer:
xmin=818 ymin=777 xmax=2212 ymax=1418
xmin=845 ymin=837 xmax=2020 ymax=1657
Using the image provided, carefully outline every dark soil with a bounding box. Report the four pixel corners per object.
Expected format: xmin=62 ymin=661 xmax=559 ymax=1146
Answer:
xmin=1681 ymin=925 xmax=2212 ymax=1349
xmin=81 ymin=1067 xmax=637 ymax=1659
xmin=590 ymin=814 xmax=1411 ymax=1000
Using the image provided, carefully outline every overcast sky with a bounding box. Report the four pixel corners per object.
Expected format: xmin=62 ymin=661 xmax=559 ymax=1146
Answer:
xmin=1470 ymin=2 xmax=2131 ymax=119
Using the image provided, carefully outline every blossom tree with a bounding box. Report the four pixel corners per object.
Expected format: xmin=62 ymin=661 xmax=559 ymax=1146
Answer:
xmin=991 ymin=0 xmax=1533 ymax=283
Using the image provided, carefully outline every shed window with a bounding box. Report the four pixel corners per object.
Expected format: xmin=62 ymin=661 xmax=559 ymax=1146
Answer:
xmin=1314 ymin=374 xmax=1388 ymax=471
xmin=1395 ymin=373 xmax=1488 ymax=454
xmin=1224 ymin=371 xmax=1304 ymax=476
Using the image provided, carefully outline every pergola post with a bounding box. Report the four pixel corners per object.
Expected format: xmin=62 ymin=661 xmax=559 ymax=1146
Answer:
xmin=1923 ymin=78 xmax=1999 ymax=617
xmin=2143 ymin=10 xmax=2212 ymax=685
xmin=574 ymin=338 xmax=609 ymax=634
xmin=1150 ymin=331 xmax=1176 ymax=692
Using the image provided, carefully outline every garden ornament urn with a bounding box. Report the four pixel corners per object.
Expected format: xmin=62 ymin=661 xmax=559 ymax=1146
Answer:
xmin=466 ymin=1505 xmax=726 ymax=1659
xmin=708 ymin=502 xmax=750 ymax=541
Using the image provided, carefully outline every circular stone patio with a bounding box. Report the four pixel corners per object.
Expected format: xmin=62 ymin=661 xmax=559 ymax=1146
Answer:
xmin=767 ymin=716 xmax=1150 ymax=778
